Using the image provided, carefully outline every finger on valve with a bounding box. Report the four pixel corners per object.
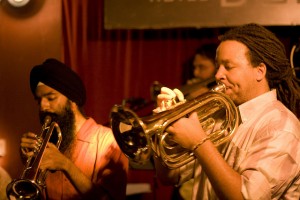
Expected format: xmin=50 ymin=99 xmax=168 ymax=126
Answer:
xmin=21 ymin=133 xmax=41 ymax=156
xmin=162 ymin=87 xmax=185 ymax=103
xmin=173 ymin=88 xmax=184 ymax=102
xmin=161 ymin=87 xmax=176 ymax=97
xmin=153 ymin=87 xmax=185 ymax=113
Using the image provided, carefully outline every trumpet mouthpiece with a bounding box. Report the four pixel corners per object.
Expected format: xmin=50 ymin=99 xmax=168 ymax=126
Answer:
xmin=44 ymin=116 xmax=52 ymax=125
xmin=211 ymin=83 xmax=226 ymax=93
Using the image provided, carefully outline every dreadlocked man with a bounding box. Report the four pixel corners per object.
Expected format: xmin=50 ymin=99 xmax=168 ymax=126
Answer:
xmin=220 ymin=23 xmax=300 ymax=118
xmin=153 ymin=23 xmax=300 ymax=199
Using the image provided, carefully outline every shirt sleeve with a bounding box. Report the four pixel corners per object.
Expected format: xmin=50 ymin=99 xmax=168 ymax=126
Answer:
xmin=175 ymin=159 xmax=196 ymax=186
xmin=239 ymin=131 xmax=300 ymax=199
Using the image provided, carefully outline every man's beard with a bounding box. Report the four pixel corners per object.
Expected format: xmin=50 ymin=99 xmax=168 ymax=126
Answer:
xmin=39 ymin=101 xmax=76 ymax=153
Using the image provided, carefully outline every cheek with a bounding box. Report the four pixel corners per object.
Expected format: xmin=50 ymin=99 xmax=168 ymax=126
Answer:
xmin=52 ymin=103 xmax=65 ymax=115
xmin=227 ymin=70 xmax=251 ymax=86
xmin=225 ymin=73 xmax=245 ymax=96
xmin=196 ymin=68 xmax=215 ymax=79
xmin=227 ymin=76 xmax=254 ymax=105
xmin=194 ymin=67 xmax=201 ymax=76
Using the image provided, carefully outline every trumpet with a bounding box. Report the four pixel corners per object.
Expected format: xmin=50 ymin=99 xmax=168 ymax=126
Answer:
xmin=110 ymin=83 xmax=240 ymax=169
xmin=6 ymin=116 xmax=62 ymax=200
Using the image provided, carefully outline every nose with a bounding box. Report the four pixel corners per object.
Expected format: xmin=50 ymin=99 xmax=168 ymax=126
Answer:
xmin=215 ymin=66 xmax=225 ymax=81
xmin=193 ymin=66 xmax=201 ymax=77
xmin=39 ymin=98 xmax=50 ymax=112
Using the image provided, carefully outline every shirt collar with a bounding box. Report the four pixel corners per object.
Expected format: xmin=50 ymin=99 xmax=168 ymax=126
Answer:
xmin=76 ymin=118 xmax=98 ymax=143
xmin=238 ymin=89 xmax=277 ymax=123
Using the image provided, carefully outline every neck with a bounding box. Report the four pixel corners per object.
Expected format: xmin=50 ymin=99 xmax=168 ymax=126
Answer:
xmin=256 ymin=80 xmax=271 ymax=96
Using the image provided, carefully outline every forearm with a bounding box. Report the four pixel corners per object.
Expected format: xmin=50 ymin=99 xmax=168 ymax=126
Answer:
xmin=63 ymin=159 xmax=92 ymax=193
xmin=194 ymin=140 xmax=243 ymax=200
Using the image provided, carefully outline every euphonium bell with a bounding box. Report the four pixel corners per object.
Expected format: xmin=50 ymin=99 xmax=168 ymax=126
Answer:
xmin=6 ymin=116 xmax=62 ymax=200
xmin=110 ymin=83 xmax=240 ymax=169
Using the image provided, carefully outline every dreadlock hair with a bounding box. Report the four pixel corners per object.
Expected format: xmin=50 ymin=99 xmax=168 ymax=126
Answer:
xmin=219 ymin=23 xmax=300 ymax=118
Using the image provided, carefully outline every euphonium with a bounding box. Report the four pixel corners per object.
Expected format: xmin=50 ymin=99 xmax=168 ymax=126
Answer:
xmin=6 ymin=116 xmax=62 ymax=200
xmin=110 ymin=83 xmax=240 ymax=169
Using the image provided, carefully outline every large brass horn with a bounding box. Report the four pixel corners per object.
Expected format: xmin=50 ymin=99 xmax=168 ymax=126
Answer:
xmin=110 ymin=83 xmax=240 ymax=169
xmin=6 ymin=116 xmax=62 ymax=200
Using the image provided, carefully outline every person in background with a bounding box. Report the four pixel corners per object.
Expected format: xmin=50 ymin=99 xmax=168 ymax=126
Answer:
xmin=0 ymin=166 xmax=11 ymax=200
xmin=151 ymin=43 xmax=218 ymax=106
xmin=173 ymin=43 xmax=218 ymax=200
xmin=18 ymin=58 xmax=128 ymax=200
xmin=181 ymin=43 xmax=218 ymax=100
xmin=154 ymin=23 xmax=300 ymax=199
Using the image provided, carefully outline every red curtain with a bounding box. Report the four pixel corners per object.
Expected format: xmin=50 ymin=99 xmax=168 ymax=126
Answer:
xmin=61 ymin=0 xmax=220 ymax=125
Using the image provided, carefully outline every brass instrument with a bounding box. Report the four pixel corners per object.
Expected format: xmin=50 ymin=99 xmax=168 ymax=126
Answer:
xmin=110 ymin=83 xmax=240 ymax=169
xmin=290 ymin=42 xmax=300 ymax=78
xmin=151 ymin=77 xmax=216 ymax=101
xmin=6 ymin=116 xmax=62 ymax=200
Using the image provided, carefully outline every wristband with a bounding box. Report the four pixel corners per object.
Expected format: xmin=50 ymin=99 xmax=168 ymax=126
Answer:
xmin=192 ymin=137 xmax=209 ymax=151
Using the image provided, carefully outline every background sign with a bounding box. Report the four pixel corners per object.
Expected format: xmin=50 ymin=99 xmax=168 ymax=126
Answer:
xmin=104 ymin=0 xmax=300 ymax=29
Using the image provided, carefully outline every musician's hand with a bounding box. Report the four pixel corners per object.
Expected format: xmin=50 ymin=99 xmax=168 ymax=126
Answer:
xmin=153 ymin=87 xmax=185 ymax=113
xmin=166 ymin=112 xmax=206 ymax=150
xmin=40 ymin=143 xmax=70 ymax=172
xmin=20 ymin=132 xmax=41 ymax=157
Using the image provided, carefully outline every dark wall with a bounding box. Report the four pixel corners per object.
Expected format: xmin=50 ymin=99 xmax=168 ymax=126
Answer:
xmin=0 ymin=0 xmax=62 ymax=179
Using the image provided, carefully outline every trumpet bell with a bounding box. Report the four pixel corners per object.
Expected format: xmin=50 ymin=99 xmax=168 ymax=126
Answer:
xmin=6 ymin=179 xmax=42 ymax=200
xmin=110 ymin=106 xmax=151 ymax=165
xmin=6 ymin=116 xmax=62 ymax=200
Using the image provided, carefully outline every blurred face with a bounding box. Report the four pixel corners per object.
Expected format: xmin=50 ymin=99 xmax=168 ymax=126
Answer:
xmin=193 ymin=54 xmax=216 ymax=81
xmin=35 ymin=84 xmax=75 ymax=153
xmin=215 ymin=40 xmax=266 ymax=105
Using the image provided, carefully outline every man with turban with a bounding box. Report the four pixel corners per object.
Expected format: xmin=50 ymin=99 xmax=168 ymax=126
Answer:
xmin=153 ymin=23 xmax=300 ymax=199
xmin=18 ymin=58 xmax=128 ymax=200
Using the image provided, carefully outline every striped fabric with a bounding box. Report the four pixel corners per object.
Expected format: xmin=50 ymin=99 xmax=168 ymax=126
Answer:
xmin=191 ymin=90 xmax=300 ymax=199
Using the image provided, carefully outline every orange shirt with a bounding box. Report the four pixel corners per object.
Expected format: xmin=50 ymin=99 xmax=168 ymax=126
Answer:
xmin=45 ymin=118 xmax=128 ymax=200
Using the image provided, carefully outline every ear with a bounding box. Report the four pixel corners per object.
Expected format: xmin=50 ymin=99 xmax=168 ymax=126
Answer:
xmin=70 ymin=101 xmax=78 ymax=111
xmin=255 ymin=63 xmax=267 ymax=82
